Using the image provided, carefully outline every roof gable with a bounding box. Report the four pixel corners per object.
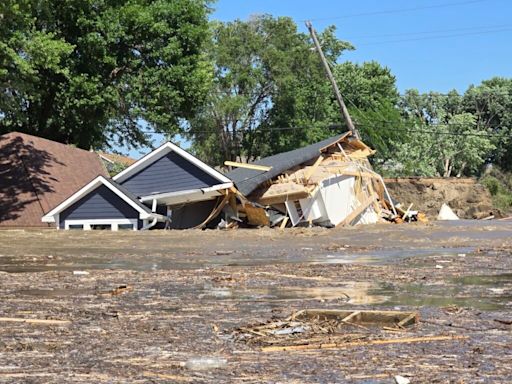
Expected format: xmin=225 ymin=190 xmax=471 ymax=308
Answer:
xmin=119 ymin=151 xmax=224 ymax=197
xmin=60 ymin=184 xmax=141 ymax=222
xmin=112 ymin=142 xmax=231 ymax=196
xmin=42 ymin=176 xmax=152 ymax=223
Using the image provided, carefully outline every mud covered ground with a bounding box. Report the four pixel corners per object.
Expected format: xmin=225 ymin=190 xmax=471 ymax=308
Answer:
xmin=0 ymin=221 xmax=511 ymax=383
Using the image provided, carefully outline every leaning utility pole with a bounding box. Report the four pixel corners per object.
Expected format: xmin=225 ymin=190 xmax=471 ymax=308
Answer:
xmin=305 ymin=21 xmax=360 ymax=139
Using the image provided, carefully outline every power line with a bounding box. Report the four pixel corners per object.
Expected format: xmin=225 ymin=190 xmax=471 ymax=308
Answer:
xmin=346 ymin=24 xmax=512 ymax=39
xmin=139 ymin=124 xmax=507 ymax=138
xmin=205 ymin=88 xmax=510 ymax=97
xmin=300 ymin=0 xmax=488 ymax=22
xmin=358 ymin=26 xmax=512 ymax=45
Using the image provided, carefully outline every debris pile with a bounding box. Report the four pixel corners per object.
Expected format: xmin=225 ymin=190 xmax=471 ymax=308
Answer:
xmin=234 ymin=309 xmax=420 ymax=351
xmin=226 ymin=133 xmax=426 ymax=228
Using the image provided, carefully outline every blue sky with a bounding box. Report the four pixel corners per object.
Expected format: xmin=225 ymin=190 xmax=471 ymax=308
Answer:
xmin=211 ymin=0 xmax=511 ymax=93
xmin=124 ymin=0 xmax=511 ymax=157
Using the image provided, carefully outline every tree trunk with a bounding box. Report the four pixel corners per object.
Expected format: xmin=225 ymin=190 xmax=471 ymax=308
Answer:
xmin=443 ymin=158 xmax=452 ymax=177
xmin=456 ymin=161 xmax=466 ymax=178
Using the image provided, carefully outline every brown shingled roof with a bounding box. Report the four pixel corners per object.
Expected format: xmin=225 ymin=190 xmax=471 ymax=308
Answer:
xmin=97 ymin=152 xmax=137 ymax=167
xmin=0 ymin=132 xmax=109 ymax=227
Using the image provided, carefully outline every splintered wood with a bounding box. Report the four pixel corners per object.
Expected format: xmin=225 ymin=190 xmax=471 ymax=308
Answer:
xmin=0 ymin=317 xmax=71 ymax=325
xmin=234 ymin=309 xmax=423 ymax=351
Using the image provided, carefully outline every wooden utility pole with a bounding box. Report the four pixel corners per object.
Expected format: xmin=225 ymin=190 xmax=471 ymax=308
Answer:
xmin=305 ymin=21 xmax=360 ymax=139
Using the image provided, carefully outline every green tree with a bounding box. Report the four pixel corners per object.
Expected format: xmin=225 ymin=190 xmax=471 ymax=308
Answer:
xmin=394 ymin=90 xmax=495 ymax=177
xmin=187 ymin=15 xmax=353 ymax=165
xmin=0 ymin=0 xmax=212 ymax=150
xmin=462 ymin=77 xmax=512 ymax=170
xmin=332 ymin=61 xmax=402 ymax=166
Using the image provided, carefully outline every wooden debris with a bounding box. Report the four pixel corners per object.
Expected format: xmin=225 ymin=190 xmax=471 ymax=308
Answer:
xmin=224 ymin=161 xmax=272 ymax=172
xmin=337 ymin=194 xmax=377 ymax=227
xmin=304 ymin=155 xmax=324 ymax=182
xmin=0 ymin=317 xmax=71 ymax=325
xmin=261 ymin=335 xmax=468 ymax=352
xmin=244 ymin=204 xmax=270 ymax=226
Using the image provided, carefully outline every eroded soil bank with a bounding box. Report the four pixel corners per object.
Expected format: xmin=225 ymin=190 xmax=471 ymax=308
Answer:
xmin=0 ymin=221 xmax=511 ymax=383
xmin=385 ymin=177 xmax=496 ymax=219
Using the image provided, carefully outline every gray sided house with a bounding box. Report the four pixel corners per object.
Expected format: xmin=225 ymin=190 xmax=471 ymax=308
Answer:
xmin=43 ymin=142 xmax=233 ymax=230
xmin=42 ymin=176 xmax=164 ymax=230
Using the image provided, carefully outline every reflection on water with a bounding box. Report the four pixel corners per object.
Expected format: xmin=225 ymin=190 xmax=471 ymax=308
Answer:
xmin=200 ymin=282 xmax=388 ymax=305
xmin=198 ymin=274 xmax=511 ymax=311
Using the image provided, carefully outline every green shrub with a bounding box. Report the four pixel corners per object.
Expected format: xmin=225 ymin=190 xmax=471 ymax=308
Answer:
xmin=480 ymin=168 xmax=512 ymax=213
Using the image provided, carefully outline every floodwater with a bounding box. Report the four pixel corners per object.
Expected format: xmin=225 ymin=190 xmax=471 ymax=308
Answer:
xmin=1 ymin=222 xmax=512 ymax=383
xmin=200 ymin=272 xmax=512 ymax=310
xmin=1 ymin=221 xmax=511 ymax=311
xmin=0 ymin=246 xmax=475 ymax=273
xmin=14 ymin=272 xmax=512 ymax=311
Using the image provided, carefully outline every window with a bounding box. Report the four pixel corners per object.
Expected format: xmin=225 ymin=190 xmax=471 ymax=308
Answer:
xmin=118 ymin=223 xmax=135 ymax=230
xmin=64 ymin=219 xmax=138 ymax=231
xmin=90 ymin=224 xmax=111 ymax=230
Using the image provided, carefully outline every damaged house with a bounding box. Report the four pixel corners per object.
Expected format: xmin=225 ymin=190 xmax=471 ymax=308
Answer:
xmin=227 ymin=133 xmax=400 ymax=228
xmin=43 ymin=142 xmax=233 ymax=230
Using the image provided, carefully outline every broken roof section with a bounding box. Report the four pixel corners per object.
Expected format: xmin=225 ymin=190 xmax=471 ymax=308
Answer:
xmin=97 ymin=152 xmax=137 ymax=167
xmin=227 ymin=133 xmax=350 ymax=196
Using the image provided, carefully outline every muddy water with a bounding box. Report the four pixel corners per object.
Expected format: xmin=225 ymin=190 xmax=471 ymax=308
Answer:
xmin=0 ymin=246 xmax=474 ymax=273
xmin=197 ymin=274 xmax=512 ymax=311
xmin=1 ymin=221 xmax=511 ymax=312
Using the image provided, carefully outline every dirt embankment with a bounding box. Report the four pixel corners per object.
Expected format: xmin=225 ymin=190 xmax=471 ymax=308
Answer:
xmin=385 ymin=177 xmax=495 ymax=219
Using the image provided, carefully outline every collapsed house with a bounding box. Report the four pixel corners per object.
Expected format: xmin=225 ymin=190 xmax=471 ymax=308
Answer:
xmin=43 ymin=142 xmax=234 ymax=230
xmin=227 ymin=132 xmax=405 ymax=228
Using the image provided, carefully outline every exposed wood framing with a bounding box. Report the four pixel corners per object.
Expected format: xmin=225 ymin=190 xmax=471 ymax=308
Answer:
xmin=224 ymin=161 xmax=272 ymax=172
xmin=304 ymin=155 xmax=324 ymax=182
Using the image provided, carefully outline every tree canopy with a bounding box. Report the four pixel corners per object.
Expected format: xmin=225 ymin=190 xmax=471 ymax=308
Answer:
xmin=1 ymin=6 xmax=510 ymax=179
xmin=186 ymin=15 xmax=354 ymax=164
xmin=0 ymin=0 xmax=212 ymax=149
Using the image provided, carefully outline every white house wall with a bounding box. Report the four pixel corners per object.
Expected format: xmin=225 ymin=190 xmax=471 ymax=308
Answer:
xmin=285 ymin=175 xmax=378 ymax=227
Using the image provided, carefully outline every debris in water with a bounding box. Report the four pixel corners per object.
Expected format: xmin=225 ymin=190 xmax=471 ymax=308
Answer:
xmin=395 ymin=375 xmax=411 ymax=384
xmin=185 ymin=357 xmax=227 ymax=371
xmin=73 ymin=270 xmax=89 ymax=275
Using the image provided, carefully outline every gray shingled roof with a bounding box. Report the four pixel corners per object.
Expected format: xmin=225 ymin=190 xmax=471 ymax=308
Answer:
xmin=227 ymin=133 xmax=349 ymax=196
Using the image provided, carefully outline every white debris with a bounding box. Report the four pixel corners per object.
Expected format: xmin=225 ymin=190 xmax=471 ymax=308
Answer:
xmin=395 ymin=375 xmax=411 ymax=384
xmin=435 ymin=265 xmax=444 ymax=269
xmin=185 ymin=357 xmax=227 ymax=371
xmin=72 ymin=270 xmax=89 ymax=276
xmin=270 ymin=326 xmax=308 ymax=335
xmin=437 ymin=203 xmax=459 ymax=221
xmin=457 ymin=253 xmax=466 ymax=257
